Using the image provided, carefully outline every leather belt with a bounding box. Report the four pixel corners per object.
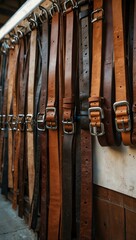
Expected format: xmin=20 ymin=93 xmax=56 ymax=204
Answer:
xmin=7 ymin=45 xmax=19 ymax=190
xmin=132 ymin=0 xmax=136 ymax=144
xmin=18 ymin=36 xmax=30 ymax=218
xmin=46 ymin=10 xmax=61 ymax=240
xmin=61 ymin=3 xmax=76 ymax=239
xmin=26 ymin=29 xmax=37 ymax=207
xmin=37 ymin=17 xmax=49 ymax=240
xmin=78 ymin=1 xmax=93 ymax=239
xmin=112 ymin=0 xmax=131 ymax=145
xmin=88 ymin=0 xmax=104 ymax=139
xmin=98 ymin=0 xmax=121 ymax=146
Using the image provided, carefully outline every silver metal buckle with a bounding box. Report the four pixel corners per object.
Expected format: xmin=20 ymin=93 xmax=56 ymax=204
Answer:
xmin=0 ymin=115 xmax=7 ymax=130
xmin=25 ymin=114 xmax=34 ymax=132
xmin=88 ymin=107 xmax=105 ymax=136
xmin=37 ymin=113 xmax=46 ymax=131
xmin=62 ymin=120 xmax=75 ymax=134
xmin=63 ymin=0 xmax=78 ymax=13
xmin=46 ymin=107 xmax=57 ymax=130
xmin=91 ymin=8 xmax=104 ymax=23
xmin=17 ymin=114 xmax=25 ymax=131
xmin=8 ymin=115 xmax=17 ymax=131
xmin=113 ymin=101 xmax=131 ymax=132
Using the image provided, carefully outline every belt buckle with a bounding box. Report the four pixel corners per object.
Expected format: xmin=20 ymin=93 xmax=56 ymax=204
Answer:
xmin=88 ymin=106 xmax=105 ymax=136
xmin=62 ymin=119 xmax=75 ymax=135
xmin=46 ymin=107 xmax=57 ymax=130
xmin=17 ymin=114 xmax=25 ymax=131
xmin=8 ymin=114 xmax=17 ymax=131
xmin=0 ymin=115 xmax=7 ymax=131
xmin=91 ymin=8 xmax=104 ymax=23
xmin=113 ymin=100 xmax=131 ymax=132
xmin=37 ymin=113 xmax=46 ymax=131
xmin=25 ymin=114 xmax=34 ymax=132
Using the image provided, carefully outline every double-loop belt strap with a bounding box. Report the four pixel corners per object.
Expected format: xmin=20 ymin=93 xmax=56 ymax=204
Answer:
xmin=88 ymin=0 xmax=104 ymax=138
xmin=18 ymin=36 xmax=30 ymax=217
xmin=98 ymin=0 xmax=121 ymax=146
xmin=62 ymin=6 xmax=75 ymax=240
xmin=1 ymin=53 xmax=8 ymax=196
xmin=12 ymin=39 xmax=24 ymax=210
xmin=26 ymin=29 xmax=37 ymax=206
xmin=46 ymin=12 xmax=61 ymax=240
xmin=112 ymin=0 xmax=131 ymax=145
xmin=78 ymin=2 xmax=93 ymax=239
xmin=38 ymin=18 xmax=49 ymax=240
xmin=7 ymin=45 xmax=19 ymax=189
xmin=132 ymin=0 xmax=136 ymax=144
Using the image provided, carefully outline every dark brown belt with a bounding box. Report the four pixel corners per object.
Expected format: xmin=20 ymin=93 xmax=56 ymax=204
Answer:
xmin=98 ymin=0 xmax=121 ymax=146
xmin=46 ymin=9 xmax=61 ymax=240
xmin=78 ymin=1 xmax=93 ymax=239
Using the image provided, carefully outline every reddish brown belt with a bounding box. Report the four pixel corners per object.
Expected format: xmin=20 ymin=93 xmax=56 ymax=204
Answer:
xmin=112 ymin=0 xmax=131 ymax=146
xmin=46 ymin=9 xmax=61 ymax=240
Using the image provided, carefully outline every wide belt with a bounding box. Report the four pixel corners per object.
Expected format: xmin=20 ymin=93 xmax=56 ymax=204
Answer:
xmin=37 ymin=15 xmax=49 ymax=239
xmin=26 ymin=28 xmax=37 ymax=208
xmin=88 ymin=0 xmax=104 ymax=139
xmin=78 ymin=2 xmax=93 ymax=240
xmin=61 ymin=2 xmax=77 ymax=239
xmin=98 ymin=0 xmax=121 ymax=146
xmin=112 ymin=0 xmax=131 ymax=146
xmin=46 ymin=9 xmax=61 ymax=240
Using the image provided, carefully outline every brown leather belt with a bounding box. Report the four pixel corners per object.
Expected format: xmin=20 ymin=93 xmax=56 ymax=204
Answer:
xmin=88 ymin=0 xmax=104 ymax=139
xmin=26 ymin=29 xmax=37 ymax=207
xmin=98 ymin=0 xmax=121 ymax=146
xmin=46 ymin=10 xmax=61 ymax=240
xmin=78 ymin=1 xmax=93 ymax=239
xmin=112 ymin=0 xmax=131 ymax=146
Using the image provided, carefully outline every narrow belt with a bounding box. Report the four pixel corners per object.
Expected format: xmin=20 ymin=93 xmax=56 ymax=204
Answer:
xmin=18 ymin=36 xmax=30 ymax=217
xmin=37 ymin=16 xmax=49 ymax=240
xmin=61 ymin=2 xmax=76 ymax=239
xmin=26 ymin=28 xmax=37 ymax=207
xmin=78 ymin=1 xmax=93 ymax=239
xmin=112 ymin=0 xmax=131 ymax=145
xmin=88 ymin=0 xmax=104 ymax=139
xmin=132 ymin=0 xmax=136 ymax=144
xmin=98 ymin=0 xmax=121 ymax=146
xmin=46 ymin=9 xmax=61 ymax=240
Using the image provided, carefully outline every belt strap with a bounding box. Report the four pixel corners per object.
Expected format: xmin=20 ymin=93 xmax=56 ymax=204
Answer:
xmin=132 ymin=0 xmax=136 ymax=144
xmin=98 ymin=0 xmax=121 ymax=146
xmin=78 ymin=2 xmax=93 ymax=239
xmin=112 ymin=0 xmax=131 ymax=145
xmin=18 ymin=36 xmax=30 ymax=217
xmin=88 ymin=0 xmax=104 ymax=138
xmin=26 ymin=29 xmax=37 ymax=206
xmin=37 ymin=18 xmax=49 ymax=240
xmin=62 ymin=6 xmax=75 ymax=240
xmin=46 ymin=11 xmax=61 ymax=239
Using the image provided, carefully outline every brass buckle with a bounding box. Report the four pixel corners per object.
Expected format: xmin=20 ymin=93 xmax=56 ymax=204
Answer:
xmin=46 ymin=107 xmax=57 ymax=130
xmin=113 ymin=101 xmax=131 ymax=132
xmin=25 ymin=114 xmax=34 ymax=132
xmin=17 ymin=114 xmax=25 ymax=131
xmin=62 ymin=119 xmax=75 ymax=134
xmin=91 ymin=8 xmax=104 ymax=23
xmin=37 ymin=113 xmax=46 ymax=131
xmin=7 ymin=114 xmax=17 ymax=131
xmin=0 ymin=115 xmax=7 ymax=131
xmin=88 ymin=106 xmax=105 ymax=136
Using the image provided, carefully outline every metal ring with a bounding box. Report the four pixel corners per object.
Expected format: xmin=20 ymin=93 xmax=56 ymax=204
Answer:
xmin=39 ymin=6 xmax=48 ymax=23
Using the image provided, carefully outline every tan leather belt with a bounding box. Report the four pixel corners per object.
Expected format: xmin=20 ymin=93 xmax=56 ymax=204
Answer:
xmin=46 ymin=10 xmax=61 ymax=240
xmin=88 ymin=0 xmax=104 ymax=138
xmin=78 ymin=1 xmax=93 ymax=239
xmin=26 ymin=29 xmax=37 ymax=207
xmin=112 ymin=0 xmax=131 ymax=146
